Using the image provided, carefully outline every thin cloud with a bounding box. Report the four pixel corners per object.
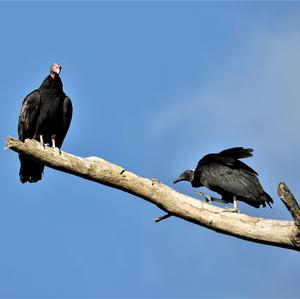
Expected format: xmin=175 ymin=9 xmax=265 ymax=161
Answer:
xmin=148 ymin=26 xmax=300 ymax=148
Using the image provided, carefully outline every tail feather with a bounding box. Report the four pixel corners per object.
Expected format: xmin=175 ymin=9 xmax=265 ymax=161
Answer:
xmin=262 ymin=191 xmax=273 ymax=208
xmin=240 ymin=199 xmax=261 ymax=208
xmin=19 ymin=154 xmax=44 ymax=183
xmin=237 ymin=191 xmax=273 ymax=209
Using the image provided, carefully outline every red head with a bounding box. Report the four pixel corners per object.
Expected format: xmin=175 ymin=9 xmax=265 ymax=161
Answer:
xmin=50 ymin=63 xmax=62 ymax=79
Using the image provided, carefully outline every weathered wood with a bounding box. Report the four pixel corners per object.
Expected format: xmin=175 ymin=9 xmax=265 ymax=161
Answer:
xmin=278 ymin=182 xmax=300 ymax=229
xmin=5 ymin=137 xmax=300 ymax=251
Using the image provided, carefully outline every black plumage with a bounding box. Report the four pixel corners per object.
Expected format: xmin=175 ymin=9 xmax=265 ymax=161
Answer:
xmin=174 ymin=147 xmax=273 ymax=211
xmin=18 ymin=63 xmax=73 ymax=183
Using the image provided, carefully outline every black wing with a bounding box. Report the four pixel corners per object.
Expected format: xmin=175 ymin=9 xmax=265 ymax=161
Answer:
xmin=219 ymin=147 xmax=253 ymax=159
xmin=56 ymin=96 xmax=73 ymax=148
xmin=199 ymin=163 xmax=263 ymax=200
xmin=198 ymin=149 xmax=257 ymax=175
xmin=18 ymin=90 xmax=41 ymax=141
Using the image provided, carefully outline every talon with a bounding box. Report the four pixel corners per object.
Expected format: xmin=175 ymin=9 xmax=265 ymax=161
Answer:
xmin=195 ymin=191 xmax=212 ymax=202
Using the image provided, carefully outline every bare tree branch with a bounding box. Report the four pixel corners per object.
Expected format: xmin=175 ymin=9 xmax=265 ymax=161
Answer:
xmin=5 ymin=137 xmax=300 ymax=251
xmin=278 ymin=182 xmax=300 ymax=227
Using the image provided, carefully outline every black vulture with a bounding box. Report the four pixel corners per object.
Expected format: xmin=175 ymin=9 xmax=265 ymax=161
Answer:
xmin=174 ymin=147 xmax=273 ymax=212
xmin=18 ymin=63 xmax=73 ymax=183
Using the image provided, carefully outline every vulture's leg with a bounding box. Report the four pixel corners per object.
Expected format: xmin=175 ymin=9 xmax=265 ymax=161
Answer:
xmin=51 ymin=135 xmax=61 ymax=154
xmin=51 ymin=136 xmax=61 ymax=154
xmin=51 ymin=137 xmax=56 ymax=149
xmin=39 ymin=135 xmax=50 ymax=148
xmin=39 ymin=135 xmax=46 ymax=149
xmin=195 ymin=192 xmax=228 ymax=204
xmin=223 ymin=196 xmax=240 ymax=213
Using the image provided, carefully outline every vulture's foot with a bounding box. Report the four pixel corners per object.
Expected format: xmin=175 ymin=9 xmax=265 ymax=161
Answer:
xmin=51 ymin=138 xmax=61 ymax=154
xmin=222 ymin=207 xmax=240 ymax=213
xmin=39 ymin=135 xmax=47 ymax=149
xmin=195 ymin=192 xmax=229 ymax=204
xmin=196 ymin=192 xmax=212 ymax=202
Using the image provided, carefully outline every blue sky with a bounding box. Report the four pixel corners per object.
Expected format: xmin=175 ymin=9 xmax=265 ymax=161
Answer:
xmin=1 ymin=1 xmax=300 ymax=298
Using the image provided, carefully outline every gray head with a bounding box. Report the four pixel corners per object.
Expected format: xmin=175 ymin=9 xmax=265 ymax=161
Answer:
xmin=173 ymin=169 xmax=195 ymax=184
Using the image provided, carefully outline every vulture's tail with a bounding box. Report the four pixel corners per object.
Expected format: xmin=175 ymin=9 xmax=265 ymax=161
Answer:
xmin=19 ymin=154 xmax=44 ymax=183
xmin=262 ymin=191 xmax=274 ymax=208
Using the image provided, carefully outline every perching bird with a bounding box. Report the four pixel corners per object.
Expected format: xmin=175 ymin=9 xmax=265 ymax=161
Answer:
xmin=18 ymin=63 xmax=73 ymax=183
xmin=173 ymin=147 xmax=273 ymax=212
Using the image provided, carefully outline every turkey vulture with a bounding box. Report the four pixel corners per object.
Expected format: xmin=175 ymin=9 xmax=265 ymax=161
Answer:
xmin=18 ymin=63 xmax=73 ymax=183
xmin=174 ymin=147 xmax=273 ymax=212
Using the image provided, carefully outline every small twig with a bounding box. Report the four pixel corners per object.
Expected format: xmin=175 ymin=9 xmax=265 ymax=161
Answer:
xmin=278 ymin=182 xmax=300 ymax=227
xmin=153 ymin=213 xmax=172 ymax=223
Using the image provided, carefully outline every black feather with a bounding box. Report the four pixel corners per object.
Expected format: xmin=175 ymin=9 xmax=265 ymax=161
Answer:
xmin=219 ymin=147 xmax=253 ymax=159
xmin=18 ymin=67 xmax=72 ymax=183
xmin=174 ymin=147 xmax=273 ymax=209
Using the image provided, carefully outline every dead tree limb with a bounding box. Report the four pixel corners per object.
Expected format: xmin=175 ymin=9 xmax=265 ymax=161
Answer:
xmin=5 ymin=137 xmax=300 ymax=252
xmin=278 ymin=182 xmax=300 ymax=227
